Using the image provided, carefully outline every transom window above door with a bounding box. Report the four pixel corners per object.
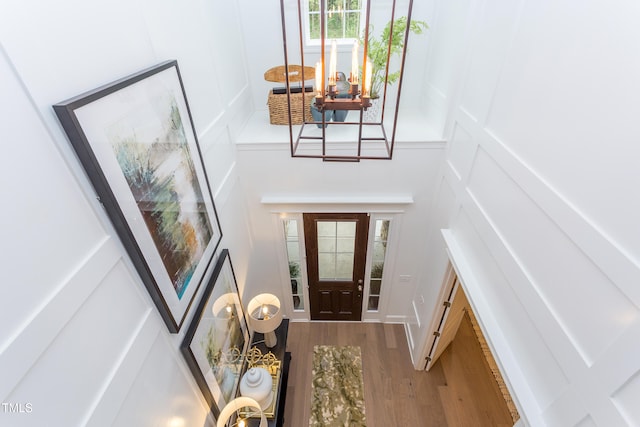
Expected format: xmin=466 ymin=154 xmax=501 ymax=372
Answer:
xmin=305 ymin=0 xmax=367 ymax=45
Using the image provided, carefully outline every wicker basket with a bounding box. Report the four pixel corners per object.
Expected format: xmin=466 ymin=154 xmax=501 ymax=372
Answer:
xmin=267 ymin=90 xmax=315 ymax=125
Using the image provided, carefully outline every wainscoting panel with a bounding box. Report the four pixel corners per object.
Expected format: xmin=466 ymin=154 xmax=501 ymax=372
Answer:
xmin=417 ymin=0 xmax=640 ymax=425
xmin=1 ymin=0 xmax=251 ymax=426
xmin=477 ymin=127 xmax=640 ymax=307
xmin=612 ymin=367 xmax=640 ymax=426
xmin=466 ymin=147 xmax=638 ymax=365
xmin=111 ymin=332 xmax=211 ymax=427
xmin=458 ymin=0 xmax=524 ymax=125
xmin=83 ymin=310 xmax=159 ymax=426
xmin=576 ymin=416 xmax=597 ymax=427
xmin=450 ymin=209 xmax=568 ymax=413
xmin=447 ymin=122 xmax=477 ymax=182
xmin=0 ymin=237 xmax=119 ymax=402
xmin=4 ymin=257 xmax=152 ymax=425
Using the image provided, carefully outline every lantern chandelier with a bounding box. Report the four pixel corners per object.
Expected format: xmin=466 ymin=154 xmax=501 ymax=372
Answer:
xmin=278 ymin=0 xmax=416 ymax=161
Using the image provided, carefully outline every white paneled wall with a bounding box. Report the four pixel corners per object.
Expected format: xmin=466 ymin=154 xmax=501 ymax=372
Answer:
xmin=0 ymin=0 xmax=251 ymax=426
xmin=234 ymin=141 xmax=446 ymax=323
xmin=413 ymin=0 xmax=640 ymax=425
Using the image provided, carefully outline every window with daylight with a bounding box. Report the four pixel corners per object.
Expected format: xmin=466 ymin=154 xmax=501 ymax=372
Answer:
xmin=317 ymin=221 xmax=356 ymax=280
xmin=307 ymin=0 xmax=366 ymax=44
xmin=284 ymin=219 xmax=304 ymax=310
xmin=368 ymin=219 xmax=389 ymax=311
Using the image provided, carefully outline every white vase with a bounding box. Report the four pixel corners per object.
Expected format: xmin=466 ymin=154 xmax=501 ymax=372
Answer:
xmin=240 ymin=367 xmax=274 ymax=410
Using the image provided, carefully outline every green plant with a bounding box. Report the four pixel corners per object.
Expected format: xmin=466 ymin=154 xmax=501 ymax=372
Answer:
xmin=371 ymin=262 xmax=384 ymax=279
xmin=361 ymin=16 xmax=428 ymax=98
xmin=289 ymin=261 xmax=301 ymax=278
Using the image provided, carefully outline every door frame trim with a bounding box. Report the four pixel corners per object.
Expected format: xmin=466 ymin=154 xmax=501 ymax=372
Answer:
xmin=271 ymin=206 xmax=407 ymax=323
xmin=419 ymin=261 xmax=458 ymax=370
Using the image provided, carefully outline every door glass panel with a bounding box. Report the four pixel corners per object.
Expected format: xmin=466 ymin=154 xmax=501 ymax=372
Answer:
xmin=284 ymin=219 xmax=304 ymax=310
xmin=337 ymin=221 xmax=356 ymax=236
xmin=336 ymin=253 xmax=355 ymax=278
xmin=318 ymin=253 xmax=336 ymax=278
xmin=317 ymin=236 xmax=336 ymax=252
xmin=317 ymin=221 xmax=336 ymax=236
xmin=368 ymin=219 xmax=389 ymax=311
xmin=317 ymin=220 xmax=356 ymax=280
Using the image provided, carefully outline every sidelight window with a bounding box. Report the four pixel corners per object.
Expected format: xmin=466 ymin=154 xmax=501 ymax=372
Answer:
xmin=368 ymin=219 xmax=389 ymax=311
xmin=284 ymin=219 xmax=304 ymax=310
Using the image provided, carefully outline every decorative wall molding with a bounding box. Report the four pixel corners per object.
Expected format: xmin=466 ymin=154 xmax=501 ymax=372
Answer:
xmin=403 ymin=321 xmax=415 ymax=362
xmin=458 ymin=184 xmax=584 ymax=379
xmin=82 ymin=310 xmax=159 ymax=426
xmin=260 ymin=195 xmax=414 ymax=207
xmin=411 ymin=300 xmax=422 ymax=329
xmin=0 ymin=237 xmax=119 ymax=401
xmin=213 ymin=161 xmax=237 ymax=207
xmin=479 ymin=126 xmax=640 ymax=305
xmin=444 ymin=94 xmax=640 ymax=427
xmin=199 ymin=84 xmax=250 ymax=154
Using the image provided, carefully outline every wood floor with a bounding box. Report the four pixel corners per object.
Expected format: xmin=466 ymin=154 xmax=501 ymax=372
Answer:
xmin=283 ymin=314 xmax=514 ymax=426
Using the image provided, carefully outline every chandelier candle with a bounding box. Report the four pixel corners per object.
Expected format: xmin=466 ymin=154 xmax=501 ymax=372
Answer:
xmin=349 ymin=40 xmax=360 ymax=99
xmin=327 ymin=40 xmax=338 ymax=97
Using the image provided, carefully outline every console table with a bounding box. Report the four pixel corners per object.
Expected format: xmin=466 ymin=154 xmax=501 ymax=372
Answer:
xmin=244 ymin=319 xmax=290 ymax=427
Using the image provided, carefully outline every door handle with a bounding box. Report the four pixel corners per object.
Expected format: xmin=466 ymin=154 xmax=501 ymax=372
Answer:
xmin=358 ymin=284 xmax=363 ymax=292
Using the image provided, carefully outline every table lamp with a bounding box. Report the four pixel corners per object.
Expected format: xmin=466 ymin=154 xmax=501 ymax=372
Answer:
xmin=216 ymin=396 xmax=266 ymax=427
xmin=212 ymin=293 xmax=238 ymax=318
xmin=247 ymin=293 xmax=282 ymax=348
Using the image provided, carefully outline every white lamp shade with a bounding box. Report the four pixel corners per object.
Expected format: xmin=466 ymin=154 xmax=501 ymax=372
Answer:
xmin=216 ymin=396 xmax=266 ymax=427
xmin=247 ymin=293 xmax=283 ymax=334
xmin=212 ymin=293 xmax=238 ymax=317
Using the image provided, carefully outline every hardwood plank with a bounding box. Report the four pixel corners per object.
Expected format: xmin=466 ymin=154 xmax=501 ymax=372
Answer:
xmin=284 ymin=320 xmax=513 ymax=427
xmin=438 ymin=385 xmax=468 ymax=427
xmin=383 ymin=323 xmax=398 ymax=349
xmin=438 ymin=314 xmax=514 ymax=426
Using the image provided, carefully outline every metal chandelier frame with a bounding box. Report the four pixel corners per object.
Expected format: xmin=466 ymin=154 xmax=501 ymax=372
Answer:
xmin=278 ymin=0 xmax=415 ymax=161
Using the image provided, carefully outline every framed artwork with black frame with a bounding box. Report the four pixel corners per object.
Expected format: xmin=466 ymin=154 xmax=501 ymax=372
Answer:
xmin=53 ymin=60 xmax=222 ymax=333
xmin=180 ymin=249 xmax=250 ymax=418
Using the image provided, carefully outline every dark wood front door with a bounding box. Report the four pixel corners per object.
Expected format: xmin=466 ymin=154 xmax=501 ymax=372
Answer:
xmin=303 ymin=213 xmax=370 ymax=321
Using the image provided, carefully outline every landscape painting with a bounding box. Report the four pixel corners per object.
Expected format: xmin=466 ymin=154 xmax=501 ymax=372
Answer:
xmin=108 ymin=95 xmax=213 ymax=300
xmin=180 ymin=249 xmax=250 ymax=417
xmin=53 ymin=60 xmax=222 ymax=332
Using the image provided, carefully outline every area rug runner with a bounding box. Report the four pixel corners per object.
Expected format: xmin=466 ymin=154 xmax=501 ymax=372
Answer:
xmin=310 ymin=345 xmax=366 ymax=427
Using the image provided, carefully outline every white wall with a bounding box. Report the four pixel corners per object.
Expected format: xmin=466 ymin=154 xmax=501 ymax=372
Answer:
xmin=412 ymin=0 xmax=640 ymax=426
xmin=233 ymin=1 xmax=443 ymax=325
xmin=0 ymin=0 xmax=253 ymax=425
xmin=234 ymin=141 xmax=445 ymax=323
xmin=8 ymin=0 xmax=639 ymax=425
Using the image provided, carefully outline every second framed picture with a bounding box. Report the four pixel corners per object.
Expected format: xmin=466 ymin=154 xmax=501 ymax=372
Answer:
xmin=181 ymin=249 xmax=250 ymax=418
